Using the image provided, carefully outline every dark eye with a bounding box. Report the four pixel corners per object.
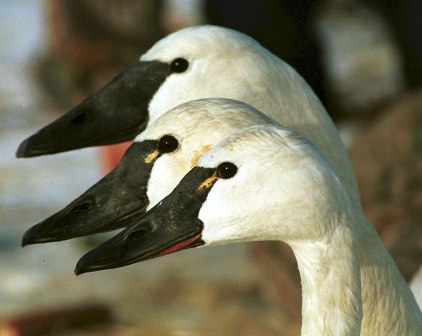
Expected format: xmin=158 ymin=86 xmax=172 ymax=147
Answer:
xmin=170 ymin=58 xmax=189 ymax=73
xmin=216 ymin=162 xmax=238 ymax=179
xmin=158 ymin=135 xmax=179 ymax=153
xmin=71 ymin=201 xmax=92 ymax=212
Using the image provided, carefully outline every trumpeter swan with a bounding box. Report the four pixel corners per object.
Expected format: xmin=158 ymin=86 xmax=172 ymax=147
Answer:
xmin=76 ymin=125 xmax=422 ymax=335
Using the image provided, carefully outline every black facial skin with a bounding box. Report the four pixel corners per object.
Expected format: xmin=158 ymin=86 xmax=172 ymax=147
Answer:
xmin=16 ymin=61 xmax=171 ymax=157
xmin=75 ymin=166 xmax=217 ymax=275
xmin=21 ymin=140 xmax=160 ymax=246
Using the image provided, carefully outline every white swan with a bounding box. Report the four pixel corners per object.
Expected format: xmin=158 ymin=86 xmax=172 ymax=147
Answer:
xmin=76 ymin=124 xmax=422 ymax=335
xmin=17 ymin=26 xmax=357 ymax=199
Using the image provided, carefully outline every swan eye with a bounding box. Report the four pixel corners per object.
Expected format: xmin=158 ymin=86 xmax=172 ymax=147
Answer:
xmin=216 ymin=162 xmax=238 ymax=179
xmin=170 ymin=58 xmax=189 ymax=73
xmin=158 ymin=135 xmax=179 ymax=153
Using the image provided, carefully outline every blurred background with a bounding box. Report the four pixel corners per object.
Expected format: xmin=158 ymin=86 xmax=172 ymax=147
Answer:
xmin=0 ymin=0 xmax=421 ymax=335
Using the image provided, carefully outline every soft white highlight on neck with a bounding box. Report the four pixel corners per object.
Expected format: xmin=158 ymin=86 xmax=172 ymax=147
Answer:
xmin=291 ymin=237 xmax=362 ymax=336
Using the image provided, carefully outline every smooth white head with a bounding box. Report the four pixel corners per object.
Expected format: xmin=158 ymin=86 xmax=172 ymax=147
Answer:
xmin=195 ymin=125 xmax=354 ymax=246
xmin=142 ymin=25 xmax=311 ymax=126
xmin=135 ymin=98 xmax=279 ymax=208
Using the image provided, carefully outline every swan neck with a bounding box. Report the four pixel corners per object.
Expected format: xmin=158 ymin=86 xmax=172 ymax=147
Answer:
xmin=290 ymin=217 xmax=362 ymax=336
xmin=356 ymin=214 xmax=422 ymax=335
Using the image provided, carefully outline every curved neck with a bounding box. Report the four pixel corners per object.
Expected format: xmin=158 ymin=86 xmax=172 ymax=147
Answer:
xmin=356 ymin=214 xmax=422 ymax=335
xmin=289 ymin=217 xmax=362 ymax=336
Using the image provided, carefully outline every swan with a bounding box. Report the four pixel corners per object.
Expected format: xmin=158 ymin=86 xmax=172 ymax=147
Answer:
xmin=16 ymin=26 xmax=357 ymax=198
xmin=75 ymin=125 xmax=422 ymax=336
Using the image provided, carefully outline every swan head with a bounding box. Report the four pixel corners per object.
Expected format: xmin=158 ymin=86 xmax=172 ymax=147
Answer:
xmin=141 ymin=25 xmax=278 ymax=124
xmin=16 ymin=25 xmax=276 ymax=157
xmin=22 ymin=98 xmax=277 ymax=245
xmin=75 ymin=125 xmax=350 ymax=274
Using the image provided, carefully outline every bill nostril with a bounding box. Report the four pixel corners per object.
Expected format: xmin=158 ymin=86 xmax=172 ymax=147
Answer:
xmin=71 ymin=201 xmax=92 ymax=212
xmin=126 ymin=227 xmax=149 ymax=241
xmin=71 ymin=112 xmax=88 ymax=125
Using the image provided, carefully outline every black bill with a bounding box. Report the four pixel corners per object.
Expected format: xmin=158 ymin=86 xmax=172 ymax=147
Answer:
xmin=75 ymin=166 xmax=218 ymax=275
xmin=22 ymin=140 xmax=160 ymax=246
xmin=16 ymin=61 xmax=170 ymax=157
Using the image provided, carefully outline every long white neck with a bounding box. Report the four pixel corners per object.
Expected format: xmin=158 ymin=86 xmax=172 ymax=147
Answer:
xmin=289 ymin=215 xmax=363 ymax=336
xmin=289 ymin=213 xmax=422 ymax=336
xmin=356 ymin=213 xmax=422 ymax=335
xmin=289 ymin=211 xmax=422 ymax=336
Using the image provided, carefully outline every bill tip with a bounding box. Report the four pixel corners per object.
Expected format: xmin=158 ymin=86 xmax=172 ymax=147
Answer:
xmin=74 ymin=266 xmax=83 ymax=276
xmin=21 ymin=230 xmax=35 ymax=247
xmin=16 ymin=138 xmax=30 ymax=158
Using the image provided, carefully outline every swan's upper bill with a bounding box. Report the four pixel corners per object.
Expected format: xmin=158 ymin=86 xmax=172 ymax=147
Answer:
xmin=16 ymin=61 xmax=169 ymax=157
xmin=21 ymin=99 xmax=278 ymax=245
xmin=21 ymin=140 xmax=157 ymax=245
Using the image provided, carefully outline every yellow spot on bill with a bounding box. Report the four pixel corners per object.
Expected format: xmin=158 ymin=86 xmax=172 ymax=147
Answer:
xmin=197 ymin=172 xmax=218 ymax=191
xmin=190 ymin=144 xmax=213 ymax=168
xmin=144 ymin=150 xmax=159 ymax=164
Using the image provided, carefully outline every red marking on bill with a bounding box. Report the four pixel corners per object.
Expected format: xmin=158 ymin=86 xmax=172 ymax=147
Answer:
xmin=158 ymin=234 xmax=201 ymax=257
